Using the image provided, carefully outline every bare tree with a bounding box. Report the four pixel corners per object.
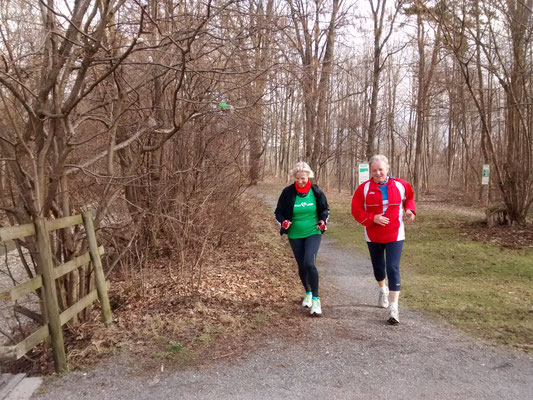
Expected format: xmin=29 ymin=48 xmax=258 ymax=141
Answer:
xmin=285 ymin=0 xmax=343 ymax=173
xmin=434 ymin=0 xmax=533 ymax=224
xmin=366 ymin=0 xmax=405 ymax=158
xmin=0 ymin=0 xmax=261 ymax=330
xmin=408 ymin=0 xmax=441 ymax=199
xmin=248 ymin=0 xmax=275 ymax=185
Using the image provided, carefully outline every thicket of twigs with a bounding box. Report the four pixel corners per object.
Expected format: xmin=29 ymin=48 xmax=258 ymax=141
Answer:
xmin=0 ymin=0 xmax=259 ymax=359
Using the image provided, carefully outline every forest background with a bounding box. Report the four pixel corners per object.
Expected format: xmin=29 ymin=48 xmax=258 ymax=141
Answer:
xmin=0 ymin=0 xmax=532 ymax=372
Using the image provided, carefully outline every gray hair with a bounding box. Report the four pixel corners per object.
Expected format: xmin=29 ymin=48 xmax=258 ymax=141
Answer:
xmin=369 ymin=154 xmax=390 ymax=169
xmin=291 ymin=161 xmax=315 ymax=178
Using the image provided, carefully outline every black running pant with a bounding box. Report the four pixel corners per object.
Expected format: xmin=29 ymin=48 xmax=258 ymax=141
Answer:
xmin=289 ymin=234 xmax=321 ymax=298
xmin=367 ymin=240 xmax=404 ymax=291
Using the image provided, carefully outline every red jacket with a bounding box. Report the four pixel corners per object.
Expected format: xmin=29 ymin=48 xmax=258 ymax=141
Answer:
xmin=351 ymin=178 xmax=416 ymax=243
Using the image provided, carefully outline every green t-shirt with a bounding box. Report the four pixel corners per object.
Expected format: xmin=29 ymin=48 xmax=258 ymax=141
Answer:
xmin=288 ymin=190 xmax=321 ymax=239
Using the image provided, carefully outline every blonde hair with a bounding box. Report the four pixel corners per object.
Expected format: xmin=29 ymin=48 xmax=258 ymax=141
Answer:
xmin=369 ymin=154 xmax=390 ymax=169
xmin=291 ymin=161 xmax=314 ymax=178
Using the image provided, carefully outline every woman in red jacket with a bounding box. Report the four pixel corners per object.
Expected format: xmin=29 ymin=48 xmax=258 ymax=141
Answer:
xmin=351 ymin=155 xmax=416 ymax=324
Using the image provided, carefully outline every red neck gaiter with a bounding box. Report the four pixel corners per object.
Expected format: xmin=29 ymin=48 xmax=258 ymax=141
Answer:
xmin=295 ymin=180 xmax=311 ymax=194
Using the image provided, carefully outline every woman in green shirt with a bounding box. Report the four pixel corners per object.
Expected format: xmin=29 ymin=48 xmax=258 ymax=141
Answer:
xmin=275 ymin=162 xmax=329 ymax=316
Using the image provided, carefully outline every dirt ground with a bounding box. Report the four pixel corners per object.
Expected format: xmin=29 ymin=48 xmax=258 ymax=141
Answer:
xmin=418 ymin=199 xmax=533 ymax=250
xmin=33 ymin=188 xmax=533 ymax=399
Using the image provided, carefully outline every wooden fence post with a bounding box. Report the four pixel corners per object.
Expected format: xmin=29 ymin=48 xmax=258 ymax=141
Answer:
xmin=82 ymin=211 xmax=112 ymax=326
xmin=35 ymin=218 xmax=68 ymax=373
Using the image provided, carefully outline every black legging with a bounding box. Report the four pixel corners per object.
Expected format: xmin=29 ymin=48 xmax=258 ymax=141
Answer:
xmin=367 ymin=240 xmax=404 ymax=291
xmin=289 ymin=234 xmax=321 ymax=298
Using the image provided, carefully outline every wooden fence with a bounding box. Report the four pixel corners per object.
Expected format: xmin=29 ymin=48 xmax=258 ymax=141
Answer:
xmin=0 ymin=211 xmax=112 ymax=372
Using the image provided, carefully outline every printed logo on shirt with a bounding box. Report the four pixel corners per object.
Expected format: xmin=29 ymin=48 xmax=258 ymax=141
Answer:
xmin=369 ymin=191 xmax=375 ymax=195
xmin=295 ymin=202 xmax=314 ymax=207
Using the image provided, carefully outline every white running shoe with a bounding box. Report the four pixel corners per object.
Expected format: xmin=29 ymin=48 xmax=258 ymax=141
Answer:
xmin=302 ymin=293 xmax=312 ymax=308
xmin=378 ymin=287 xmax=389 ymax=308
xmin=388 ymin=306 xmax=399 ymax=324
xmin=310 ymin=298 xmax=322 ymax=316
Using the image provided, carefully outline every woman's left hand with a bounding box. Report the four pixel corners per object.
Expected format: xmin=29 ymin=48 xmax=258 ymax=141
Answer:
xmin=317 ymin=220 xmax=326 ymax=231
xmin=405 ymin=209 xmax=415 ymax=222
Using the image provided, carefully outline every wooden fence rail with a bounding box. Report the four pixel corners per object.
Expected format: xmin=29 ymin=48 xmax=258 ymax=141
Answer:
xmin=0 ymin=211 xmax=112 ymax=372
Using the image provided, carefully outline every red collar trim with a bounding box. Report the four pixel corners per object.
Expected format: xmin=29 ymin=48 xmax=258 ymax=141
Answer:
xmin=295 ymin=180 xmax=311 ymax=193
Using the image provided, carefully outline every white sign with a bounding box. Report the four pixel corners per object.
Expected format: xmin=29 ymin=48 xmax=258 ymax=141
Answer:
xmin=481 ymin=164 xmax=490 ymax=185
xmin=358 ymin=163 xmax=369 ymax=185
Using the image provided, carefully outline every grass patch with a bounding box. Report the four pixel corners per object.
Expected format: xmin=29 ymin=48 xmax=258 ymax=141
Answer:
xmin=167 ymin=341 xmax=184 ymax=354
xmin=159 ymin=340 xmax=195 ymax=364
xmin=327 ymin=191 xmax=533 ymax=351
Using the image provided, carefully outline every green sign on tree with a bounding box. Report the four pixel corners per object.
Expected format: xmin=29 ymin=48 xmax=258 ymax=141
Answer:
xmin=481 ymin=164 xmax=490 ymax=185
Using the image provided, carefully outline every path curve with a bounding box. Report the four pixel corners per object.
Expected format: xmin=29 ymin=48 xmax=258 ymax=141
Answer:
xmin=36 ymin=191 xmax=533 ymax=399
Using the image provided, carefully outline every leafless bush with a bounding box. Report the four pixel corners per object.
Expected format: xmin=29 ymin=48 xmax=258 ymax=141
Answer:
xmin=96 ymin=110 xmax=249 ymax=297
xmin=0 ymin=0 xmax=260 ymax=348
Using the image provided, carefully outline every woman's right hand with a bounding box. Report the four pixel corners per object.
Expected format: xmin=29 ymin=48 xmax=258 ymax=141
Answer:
xmin=373 ymin=214 xmax=389 ymax=226
xmin=282 ymin=220 xmax=292 ymax=229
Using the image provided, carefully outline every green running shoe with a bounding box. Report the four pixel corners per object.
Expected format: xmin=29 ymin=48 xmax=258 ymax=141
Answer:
xmin=302 ymin=292 xmax=312 ymax=308
xmin=310 ymin=298 xmax=322 ymax=316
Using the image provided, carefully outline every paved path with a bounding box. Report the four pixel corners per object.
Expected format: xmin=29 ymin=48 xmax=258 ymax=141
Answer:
xmin=36 ymin=235 xmax=533 ymax=399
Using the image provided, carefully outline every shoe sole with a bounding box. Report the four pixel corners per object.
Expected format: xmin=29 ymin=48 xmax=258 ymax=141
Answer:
xmin=387 ymin=317 xmax=399 ymax=325
xmin=310 ymin=312 xmax=322 ymax=317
